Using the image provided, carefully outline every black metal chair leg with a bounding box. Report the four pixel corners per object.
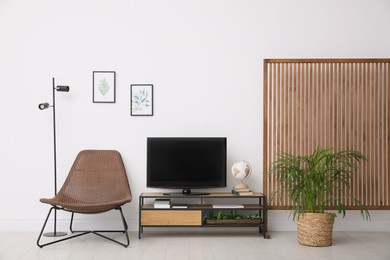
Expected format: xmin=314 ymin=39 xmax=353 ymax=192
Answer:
xmin=91 ymin=208 xmax=129 ymax=247
xmin=37 ymin=207 xmax=91 ymax=248
xmin=70 ymin=207 xmax=130 ymax=248
xmin=38 ymin=207 xmax=130 ymax=248
xmin=37 ymin=207 xmax=54 ymax=248
xmin=118 ymin=207 xmax=130 ymax=246
xmin=69 ymin=212 xmax=75 ymax=233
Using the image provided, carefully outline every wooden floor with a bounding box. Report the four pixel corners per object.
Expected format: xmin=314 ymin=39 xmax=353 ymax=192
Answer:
xmin=0 ymin=231 xmax=389 ymax=260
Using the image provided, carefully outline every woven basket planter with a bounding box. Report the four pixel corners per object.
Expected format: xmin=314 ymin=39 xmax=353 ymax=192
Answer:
xmin=297 ymin=213 xmax=334 ymax=247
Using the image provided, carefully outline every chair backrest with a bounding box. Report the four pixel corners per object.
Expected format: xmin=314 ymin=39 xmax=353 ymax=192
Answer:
xmin=58 ymin=150 xmax=132 ymax=205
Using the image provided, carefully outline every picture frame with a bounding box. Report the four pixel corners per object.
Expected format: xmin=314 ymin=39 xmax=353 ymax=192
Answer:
xmin=130 ymin=84 xmax=153 ymax=116
xmin=93 ymin=71 xmax=116 ymax=103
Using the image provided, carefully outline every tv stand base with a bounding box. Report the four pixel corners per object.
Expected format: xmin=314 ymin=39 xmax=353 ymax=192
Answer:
xmin=139 ymin=192 xmax=269 ymax=239
xmin=163 ymin=189 xmax=210 ymax=196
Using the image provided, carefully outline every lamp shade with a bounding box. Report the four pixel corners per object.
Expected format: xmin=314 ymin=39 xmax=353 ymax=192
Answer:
xmin=38 ymin=103 xmax=50 ymax=110
xmin=56 ymin=86 xmax=70 ymax=92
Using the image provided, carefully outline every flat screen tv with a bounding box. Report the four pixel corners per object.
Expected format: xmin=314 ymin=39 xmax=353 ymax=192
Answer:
xmin=147 ymin=137 xmax=227 ymax=195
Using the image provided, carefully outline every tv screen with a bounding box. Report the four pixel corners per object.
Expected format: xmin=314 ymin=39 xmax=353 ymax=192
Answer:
xmin=147 ymin=137 xmax=227 ymax=194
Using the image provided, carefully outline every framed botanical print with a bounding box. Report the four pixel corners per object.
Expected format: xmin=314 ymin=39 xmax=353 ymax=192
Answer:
xmin=130 ymin=84 xmax=153 ymax=116
xmin=93 ymin=71 xmax=116 ymax=103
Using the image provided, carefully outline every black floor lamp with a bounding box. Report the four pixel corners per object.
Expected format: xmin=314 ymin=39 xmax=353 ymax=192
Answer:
xmin=38 ymin=77 xmax=70 ymax=237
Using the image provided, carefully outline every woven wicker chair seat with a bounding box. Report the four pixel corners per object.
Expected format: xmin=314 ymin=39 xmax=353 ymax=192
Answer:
xmin=40 ymin=197 xmax=131 ymax=214
xmin=40 ymin=150 xmax=132 ymax=214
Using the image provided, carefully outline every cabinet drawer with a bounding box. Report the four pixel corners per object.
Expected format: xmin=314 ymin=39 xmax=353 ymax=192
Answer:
xmin=141 ymin=210 xmax=202 ymax=226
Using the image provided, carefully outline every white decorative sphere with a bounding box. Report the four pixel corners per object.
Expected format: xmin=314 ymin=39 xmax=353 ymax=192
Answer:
xmin=231 ymin=161 xmax=252 ymax=181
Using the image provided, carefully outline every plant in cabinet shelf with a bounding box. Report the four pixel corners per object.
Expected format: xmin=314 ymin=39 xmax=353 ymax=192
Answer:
xmin=269 ymin=146 xmax=370 ymax=247
xmin=205 ymin=210 xmax=261 ymax=224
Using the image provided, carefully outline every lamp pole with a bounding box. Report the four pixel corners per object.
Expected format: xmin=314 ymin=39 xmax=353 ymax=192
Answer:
xmin=51 ymin=77 xmax=62 ymax=237
xmin=39 ymin=77 xmax=68 ymax=237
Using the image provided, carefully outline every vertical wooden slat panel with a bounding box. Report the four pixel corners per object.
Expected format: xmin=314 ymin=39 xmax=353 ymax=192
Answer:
xmin=379 ymin=63 xmax=386 ymax=206
xmin=338 ymin=63 xmax=344 ymax=204
xmin=272 ymin=62 xmax=277 ymax=206
xmin=292 ymin=63 xmax=296 ymax=205
xmin=387 ymin=62 xmax=390 ymax=206
xmin=300 ymin=64 xmax=304 ymax=154
xmin=378 ymin=63 xmax=382 ymax=205
xmin=343 ymin=63 xmax=348 ymax=205
xmin=319 ymin=63 xmax=322 ymax=147
xmin=268 ymin=63 xmax=273 ymax=205
xmin=276 ymin=63 xmax=281 ymax=207
xmin=305 ymin=63 xmax=309 ymax=156
xmin=323 ymin=64 xmax=327 ymax=147
xmin=311 ymin=63 xmax=315 ymax=153
xmin=384 ymin=62 xmax=386 ymax=205
xmin=358 ymin=63 xmax=363 ymax=204
xmin=345 ymin=63 xmax=355 ymax=206
xmin=360 ymin=63 xmax=365 ymax=205
xmin=370 ymin=63 xmax=374 ymax=206
xmin=289 ymin=64 xmax=292 ymax=155
xmin=351 ymin=63 xmax=355 ymax=202
xmin=353 ymin=63 xmax=359 ymax=201
xmin=329 ymin=63 xmax=334 ymax=206
xmin=359 ymin=62 xmax=364 ymax=205
xmin=295 ymin=63 xmax=299 ymax=156
xmin=374 ymin=62 xmax=378 ymax=206
xmin=280 ymin=64 xmax=285 ymax=206
xmin=362 ymin=63 xmax=368 ymax=206
xmin=277 ymin=63 xmax=281 ymax=159
xmin=281 ymin=63 xmax=285 ymax=155
xmin=264 ymin=59 xmax=390 ymax=210
xmin=366 ymin=63 xmax=370 ymax=206
xmin=263 ymin=60 xmax=268 ymax=203
xmin=350 ymin=62 xmax=354 ymax=205
xmin=381 ymin=63 xmax=384 ymax=206
xmin=363 ymin=63 xmax=371 ymax=205
xmin=336 ymin=62 xmax=340 ymax=152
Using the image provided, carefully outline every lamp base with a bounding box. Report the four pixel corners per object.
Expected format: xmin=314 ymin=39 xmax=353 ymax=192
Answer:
xmin=43 ymin=231 xmax=67 ymax=237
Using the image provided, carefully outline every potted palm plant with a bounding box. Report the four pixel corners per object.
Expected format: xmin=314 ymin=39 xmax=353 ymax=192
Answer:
xmin=270 ymin=146 xmax=370 ymax=247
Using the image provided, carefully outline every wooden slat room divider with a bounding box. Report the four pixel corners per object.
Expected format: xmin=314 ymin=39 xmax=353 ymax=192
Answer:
xmin=263 ymin=59 xmax=390 ymax=209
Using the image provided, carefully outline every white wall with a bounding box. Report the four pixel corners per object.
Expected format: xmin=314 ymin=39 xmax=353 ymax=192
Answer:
xmin=0 ymin=0 xmax=389 ymax=232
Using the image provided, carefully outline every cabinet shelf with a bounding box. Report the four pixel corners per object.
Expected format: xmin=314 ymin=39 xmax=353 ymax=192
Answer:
xmin=141 ymin=204 xmax=264 ymax=210
xmin=139 ymin=192 xmax=269 ymax=239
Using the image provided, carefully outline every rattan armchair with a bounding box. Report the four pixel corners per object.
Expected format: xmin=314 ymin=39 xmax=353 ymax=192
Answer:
xmin=37 ymin=150 xmax=132 ymax=247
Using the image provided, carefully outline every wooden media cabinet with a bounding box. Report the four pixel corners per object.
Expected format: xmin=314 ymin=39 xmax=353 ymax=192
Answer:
xmin=138 ymin=192 xmax=269 ymax=239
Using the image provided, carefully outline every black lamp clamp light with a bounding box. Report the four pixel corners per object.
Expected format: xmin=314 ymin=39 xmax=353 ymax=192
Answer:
xmin=38 ymin=78 xmax=70 ymax=237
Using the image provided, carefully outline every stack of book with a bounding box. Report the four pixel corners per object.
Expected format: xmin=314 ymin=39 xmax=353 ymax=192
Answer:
xmin=231 ymin=187 xmax=254 ymax=196
xmin=154 ymin=198 xmax=171 ymax=208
